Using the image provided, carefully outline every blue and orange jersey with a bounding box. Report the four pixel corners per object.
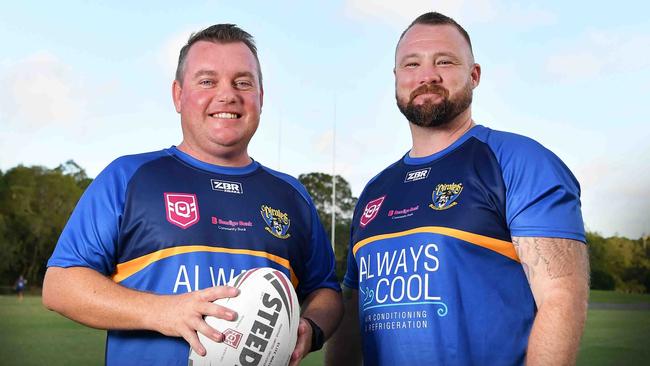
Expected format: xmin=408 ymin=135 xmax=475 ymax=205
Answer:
xmin=47 ymin=146 xmax=339 ymax=366
xmin=344 ymin=125 xmax=584 ymax=365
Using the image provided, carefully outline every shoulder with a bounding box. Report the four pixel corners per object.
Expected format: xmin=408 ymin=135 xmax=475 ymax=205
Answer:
xmin=104 ymin=149 xmax=169 ymax=176
xmin=258 ymin=165 xmax=314 ymax=206
xmin=472 ymin=126 xmax=553 ymax=161
xmin=472 ymin=126 xmax=575 ymax=179
xmin=96 ymin=150 xmax=169 ymax=182
xmin=85 ymin=149 xmax=169 ymax=196
xmin=354 ymin=159 xmax=402 ymax=214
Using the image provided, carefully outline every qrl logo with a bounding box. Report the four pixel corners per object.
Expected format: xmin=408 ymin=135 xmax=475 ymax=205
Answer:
xmin=360 ymin=196 xmax=386 ymax=228
xmin=223 ymin=328 xmax=243 ymax=349
xmin=164 ymin=193 xmax=200 ymax=229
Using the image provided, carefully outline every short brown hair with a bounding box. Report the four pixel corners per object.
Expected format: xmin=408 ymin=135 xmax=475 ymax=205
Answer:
xmin=175 ymin=24 xmax=262 ymax=85
xmin=397 ymin=12 xmax=473 ymax=56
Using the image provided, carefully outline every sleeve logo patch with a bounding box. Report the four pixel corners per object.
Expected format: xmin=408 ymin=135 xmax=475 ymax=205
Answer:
xmin=261 ymin=205 xmax=291 ymax=239
xmin=429 ymin=183 xmax=463 ymax=211
xmin=404 ymin=167 xmax=431 ymax=182
xmin=164 ymin=193 xmax=200 ymax=228
xmin=360 ymin=196 xmax=386 ymax=228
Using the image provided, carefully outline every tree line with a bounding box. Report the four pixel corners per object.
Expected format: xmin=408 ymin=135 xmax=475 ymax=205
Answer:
xmin=1 ymin=162 xmax=648 ymax=294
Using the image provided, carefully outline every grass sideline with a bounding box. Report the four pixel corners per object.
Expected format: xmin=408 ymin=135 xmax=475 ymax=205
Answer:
xmin=1 ymin=291 xmax=648 ymax=365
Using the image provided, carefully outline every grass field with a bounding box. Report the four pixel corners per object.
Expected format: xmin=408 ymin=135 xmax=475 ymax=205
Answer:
xmin=0 ymin=292 xmax=648 ymax=365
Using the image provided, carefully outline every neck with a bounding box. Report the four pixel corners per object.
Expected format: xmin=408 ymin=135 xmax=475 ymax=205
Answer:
xmin=177 ymin=142 xmax=252 ymax=167
xmin=408 ymin=108 xmax=475 ymax=158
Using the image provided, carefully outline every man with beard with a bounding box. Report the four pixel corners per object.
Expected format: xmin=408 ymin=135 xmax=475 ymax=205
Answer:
xmin=325 ymin=12 xmax=589 ymax=366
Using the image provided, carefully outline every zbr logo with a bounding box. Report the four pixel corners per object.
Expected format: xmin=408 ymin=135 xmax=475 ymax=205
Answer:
xmin=211 ymin=179 xmax=243 ymax=194
xmin=404 ymin=167 xmax=431 ymax=183
xmin=360 ymin=196 xmax=386 ymax=228
xmin=261 ymin=205 xmax=291 ymax=239
xmin=429 ymin=183 xmax=463 ymax=211
xmin=164 ymin=193 xmax=200 ymax=229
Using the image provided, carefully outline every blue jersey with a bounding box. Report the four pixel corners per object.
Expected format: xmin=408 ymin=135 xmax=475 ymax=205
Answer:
xmin=48 ymin=146 xmax=339 ymax=366
xmin=344 ymin=125 xmax=584 ymax=366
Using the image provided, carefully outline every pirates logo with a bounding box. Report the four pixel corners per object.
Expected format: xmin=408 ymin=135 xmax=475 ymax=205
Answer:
xmin=429 ymin=183 xmax=463 ymax=211
xmin=261 ymin=205 xmax=291 ymax=239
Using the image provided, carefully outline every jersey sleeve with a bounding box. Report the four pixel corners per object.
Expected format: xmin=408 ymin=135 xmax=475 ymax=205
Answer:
xmin=343 ymin=197 xmax=367 ymax=290
xmin=489 ymin=132 xmax=585 ymax=242
xmin=342 ymin=229 xmax=359 ymax=289
xmin=47 ymin=157 xmax=134 ymax=275
xmin=260 ymin=167 xmax=341 ymax=297
xmin=297 ymin=200 xmax=341 ymax=297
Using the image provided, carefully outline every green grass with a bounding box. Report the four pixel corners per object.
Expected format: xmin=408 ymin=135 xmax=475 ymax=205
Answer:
xmin=589 ymin=289 xmax=650 ymax=304
xmin=0 ymin=295 xmax=105 ymax=365
xmin=577 ymin=309 xmax=650 ymax=366
xmin=1 ymin=292 xmax=648 ymax=365
xmin=0 ymin=295 xmax=322 ymax=365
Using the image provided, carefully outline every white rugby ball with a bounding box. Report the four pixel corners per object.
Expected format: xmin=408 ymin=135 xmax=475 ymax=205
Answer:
xmin=189 ymin=267 xmax=300 ymax=366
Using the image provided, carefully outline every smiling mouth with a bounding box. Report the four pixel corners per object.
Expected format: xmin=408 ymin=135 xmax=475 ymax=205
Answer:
xmin=209 ymin=112 xmax=241 ymax=119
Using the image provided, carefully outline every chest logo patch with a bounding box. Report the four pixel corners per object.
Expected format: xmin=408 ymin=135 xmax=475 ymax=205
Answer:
xmin=429 ymin=183 xmax=463 ymax=211
xmin=261 ymin=205 xmax=291 ymax=239
xmin=211 ymin=179 xmax=243 ymax=194
xmin=164 ymin=193 xmax=200 ymax=229
xmin=404 ymin=167 xmax=431 ymax=182
xmin=360 ymin=196 xmax=386 ymax=228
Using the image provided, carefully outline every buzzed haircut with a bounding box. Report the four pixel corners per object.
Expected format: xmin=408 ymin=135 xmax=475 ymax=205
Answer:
xmin=398 ymin=12 xmax=474 ymax=56
xmin=175 ymin=24 xmax=262 ymax=85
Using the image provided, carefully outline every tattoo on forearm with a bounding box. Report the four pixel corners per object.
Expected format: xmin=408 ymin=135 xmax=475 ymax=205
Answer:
xmin=513 ymin=237 xmax=588 ymax=281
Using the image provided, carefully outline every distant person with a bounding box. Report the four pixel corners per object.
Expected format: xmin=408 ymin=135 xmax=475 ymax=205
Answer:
xmin=15 ymin=274 xmax=26 ymax=302
xmin=43 ymin=24 xmax=342 ymax=366
xmin=326 ymin=12 xmax=589 ymax=366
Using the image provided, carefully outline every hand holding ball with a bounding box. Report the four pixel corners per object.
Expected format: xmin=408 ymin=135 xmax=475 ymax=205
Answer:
xmin=189 ymin=267 xmax=300 ymax=366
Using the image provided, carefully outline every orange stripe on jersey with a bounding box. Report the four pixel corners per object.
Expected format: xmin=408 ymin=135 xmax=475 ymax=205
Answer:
xmin=352 ymin=226 xmax=519 ymax=262
xmin=111 ymin=245 xmax=297 ymax=286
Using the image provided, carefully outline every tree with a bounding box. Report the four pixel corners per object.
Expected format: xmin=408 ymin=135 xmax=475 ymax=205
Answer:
xmin=298 ymin=173 xmax=358 ymax=280
xmin=0 ymin=162 xmax=90 ymax=287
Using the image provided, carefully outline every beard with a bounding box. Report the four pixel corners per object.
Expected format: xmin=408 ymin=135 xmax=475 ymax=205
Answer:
xmin=396 ymin=81 xmax=473 ymax=128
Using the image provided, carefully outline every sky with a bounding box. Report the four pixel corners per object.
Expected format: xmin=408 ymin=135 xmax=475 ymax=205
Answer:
xmin=1 ymin=0 xmax=648 ymax=239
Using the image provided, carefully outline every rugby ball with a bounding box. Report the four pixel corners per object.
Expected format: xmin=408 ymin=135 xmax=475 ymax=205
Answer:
xmin=189 ymin=267 xmax=300 ymax=366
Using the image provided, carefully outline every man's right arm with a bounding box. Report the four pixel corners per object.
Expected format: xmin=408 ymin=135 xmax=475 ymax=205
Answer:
xmin=324 ymin=286 xmax=362 ymax=366
xmin=42 ymin=266 xmax=238 ymax=356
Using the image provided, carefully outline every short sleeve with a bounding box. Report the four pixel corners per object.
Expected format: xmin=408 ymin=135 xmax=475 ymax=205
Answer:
xmin=47 ymin=160 xmax=129 ymax=275
xmin=488 ymin=132 xmax=585 ymax=242
xmin=296 ymin=202 xmax=341 ymax=297
xmin=342 ymin=231 xmax=359 ymax=289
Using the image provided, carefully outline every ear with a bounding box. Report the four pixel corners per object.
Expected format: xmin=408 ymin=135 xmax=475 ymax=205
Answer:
xmin=172 ymin=79 xmax=182 ymax=113
xmin=470 ymin=63 xmax=481 ymax=88
xmin=259 ymin=84 xmax=264 ymax=111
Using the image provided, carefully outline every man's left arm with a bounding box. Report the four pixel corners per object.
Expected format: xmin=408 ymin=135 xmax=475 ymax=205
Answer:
xmin=289 ymin=288 xmax=343 ymax=366
xmin=512 ymin=236 xmax=589 ymax=366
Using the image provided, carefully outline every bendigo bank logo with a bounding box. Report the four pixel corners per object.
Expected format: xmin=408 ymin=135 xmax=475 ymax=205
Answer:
xmin=429 ymin=183 xmax=463 ymax=211
xmin=164 ymin=193 xmax=200 ymax=229
xmin=261 ymin=205 xmax=291 ymax=239
xmin=360 ymin=196 xmax=386 ymax=228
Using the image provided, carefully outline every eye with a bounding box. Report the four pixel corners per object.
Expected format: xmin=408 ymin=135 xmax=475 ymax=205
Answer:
xmin=234 ymin=79 xmax=254 ymax=90
xmin=436 ymin=59 xmax=455 ymax=66
xmin=404 ymin=62 xmax=419 ymax=69
xmin=199 ymin=79 xmax=215 ymax=87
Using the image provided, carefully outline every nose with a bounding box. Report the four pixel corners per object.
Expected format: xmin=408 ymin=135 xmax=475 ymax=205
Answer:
xmin=419 ymin=64 xmax=442 ymax=85
xmin=214 ymin=83 xmax=237 ymax=104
